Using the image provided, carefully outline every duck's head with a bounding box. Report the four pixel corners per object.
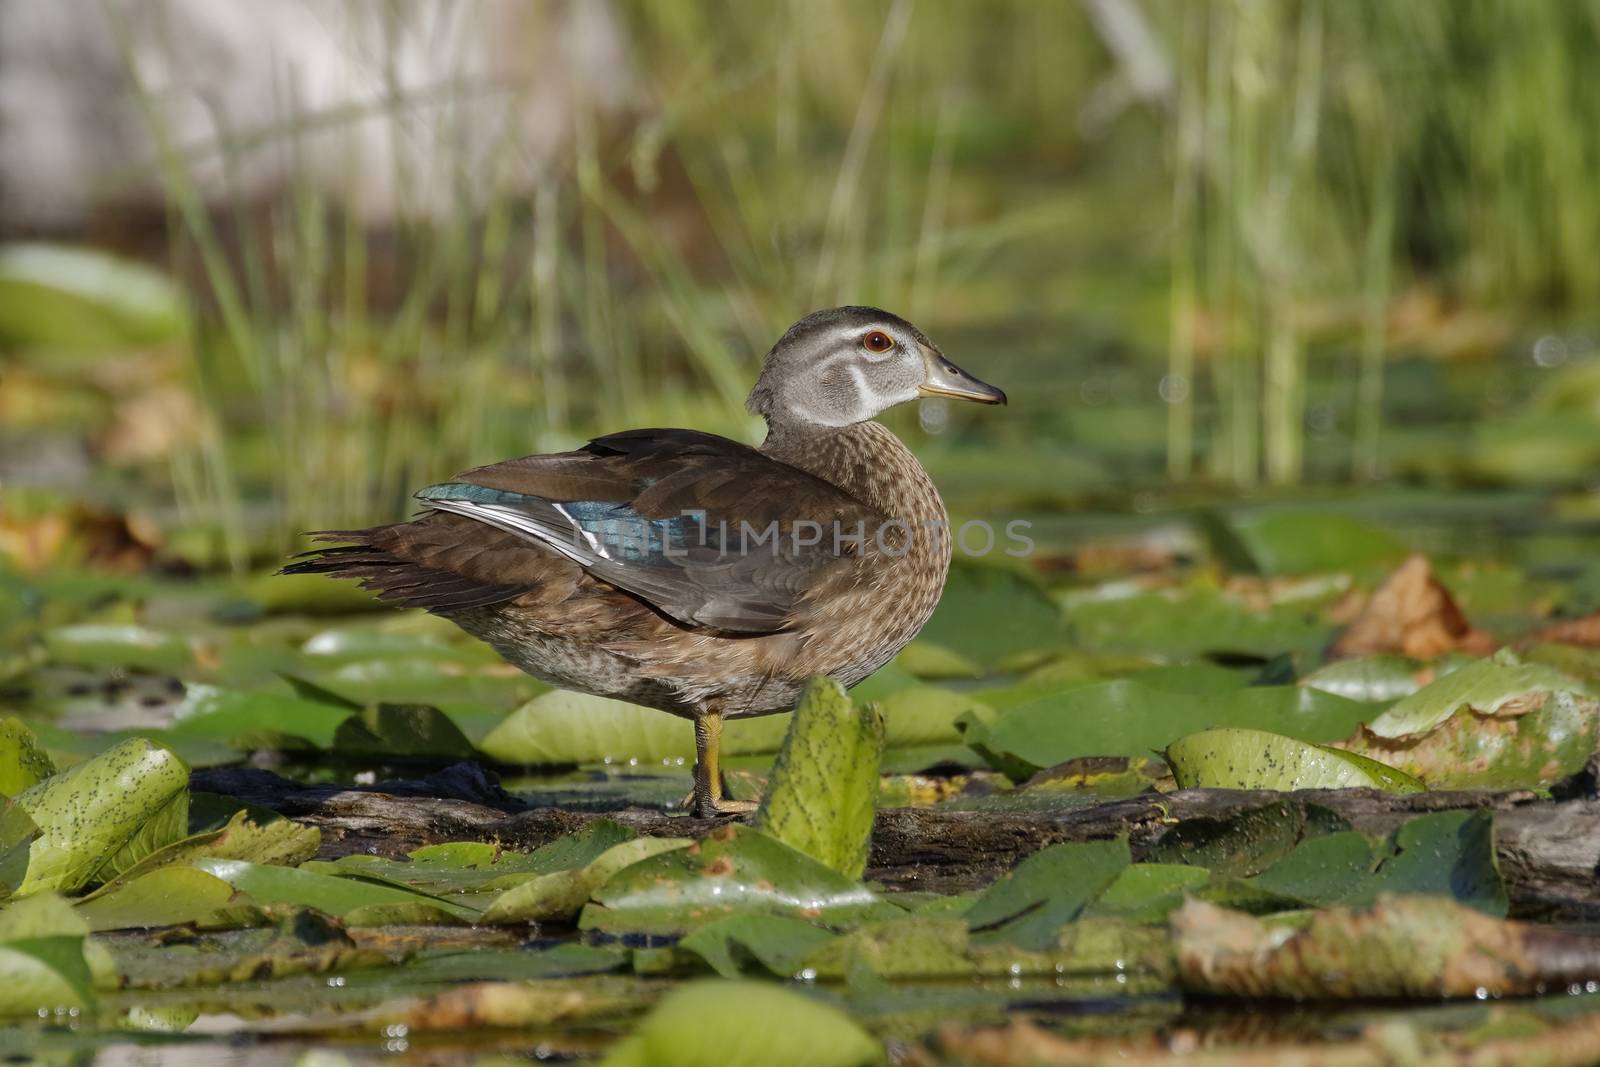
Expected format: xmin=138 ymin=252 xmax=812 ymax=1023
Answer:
xmin=747 ymin=306 xmax=1005 ymax=432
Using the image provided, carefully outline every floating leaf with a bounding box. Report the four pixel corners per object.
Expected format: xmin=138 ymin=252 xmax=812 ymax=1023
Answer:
xmin=582 ymin=826 xmax=892 ymax=937
xmin=168 ymin=685 xmax=353 ymax=750
xmin=331 ymin=703 xmax=477 ymax=761
xmin=1166 ymin=728 xmax=1424 ymax=793
xmin=1366 ymin=652 xmax=1584 ymax=738
xmin=94 ymin=810 xmax=321 ymax=888
xmin=0 ymin=243 xmax=184 ymax=349
xmin=599 ymin=979 xmax=882 ymax=1067
xmin=16 ymin=738 xmax=190 ymax=896
xmin=1365 ymin=811 xmax=1507 ymax=916
xmin=40 ymin=623 xmax=193 ymax=673
xmin=75 ymin=865 xmax=243 ymax=931
xmin=963 ymin=680 xmax=1374 ymax=780
xmin=1198 ymin=510 xmax=1408 ymax=577
xmin=1173 ymin=894 xmax=1587 ymax=999
xmin=1084 ymin=864 xmax=1211 ymax=923
xmin=1061 ymin=583 xmax=1337 ymax=659
xmin=1021 ymin=755 xmax=1168 ymax=796
xmin=188 ymin=859 xmax=479 ymax=924
xmin=918 ymin=563 xmax=1071 ymax=669
xmin=755 ymin=677 xmax=883 ymax=879
xmin=895 ymin=641 xmax=983 ymax=680
xmin=1300 ymin=654 xmax=1437 ymax=702
xmin=481 ymin=692 xmax=700 ymax=765
xmin=676 ymin=915 xmax=837 ymax=979
xmin=964 ymin=839 xmax=1131 ymax=949
xmin=1144 ymin=799 xmax=1349 ymax=878
xmin=1340 ymin=690 xmax=1600 ymax=789
xmin=1331 ymin=555 xmax=1496 ymax=660
xmin=480 ymin=837 xmax=692 ymax=925
xmin=93 ymin=787 xmax=191 ymax=882
xmin=0 ymin=718 xmax=53 ymax=797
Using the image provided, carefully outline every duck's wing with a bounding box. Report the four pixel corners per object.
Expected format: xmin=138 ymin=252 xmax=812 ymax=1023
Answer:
xmin=407 ymin=428 xmax=886 ymax=633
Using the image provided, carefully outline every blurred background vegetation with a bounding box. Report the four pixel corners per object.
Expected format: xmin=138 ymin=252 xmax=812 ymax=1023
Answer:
xmin=3 ymin=0 xmax=1599 ymax=574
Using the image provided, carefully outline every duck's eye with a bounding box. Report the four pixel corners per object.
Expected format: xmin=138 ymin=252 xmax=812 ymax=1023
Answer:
xmin=862 ymin=331 xmax=894 ymax=354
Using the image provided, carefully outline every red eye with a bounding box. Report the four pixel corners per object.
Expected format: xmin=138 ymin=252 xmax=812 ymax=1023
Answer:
xmin=863 ymin=331 xmax=894 ymax=353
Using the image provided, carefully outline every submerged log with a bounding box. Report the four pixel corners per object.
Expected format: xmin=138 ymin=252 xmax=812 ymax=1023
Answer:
xmin=190 ymin=764 xmax=1600 ymax=920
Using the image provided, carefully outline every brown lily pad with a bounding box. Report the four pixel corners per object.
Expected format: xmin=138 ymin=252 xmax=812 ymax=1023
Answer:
xmin=1331 ymin=555 xmax=1497 ymax=660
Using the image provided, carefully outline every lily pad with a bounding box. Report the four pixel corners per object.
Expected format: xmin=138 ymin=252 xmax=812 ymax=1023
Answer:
xmin=188 ymin=859 xmax=479 ymax=924
xmin=480 ymin=836 xmax=693 ymax=924
xmin=1300 ymin=654 xmax=1437 ymax=702
xmin=755 ymin=677 xmax=883 ymax=879
xmin=0 ymin=718 xmax=54 ymax=796
xmin=1166 ymin=728 xmax=1425 ymax=793
xmin=1367 ymin=653 xmax=1585 ymax=738
xmin=599 ymin=979 xmax=882 ymax=1067
xmin=16 ymin=738 xmax=190 ymax=895
xmin=963 ymin=839 xmax=1131 ymax=949
xmin=962 ymin=680 xmax=1375 ymax=780
xmin=0 ymin=243 xmax=184 ymax=349
xmin=331 ymin=703 xmax=477 ymax=761
xmin=39 ymin=623 xmax=194 ymax=673
xmin=1339 ymin=689 xmax=1600 ymax=790
xmin=917 ymin=562 xmax=1071 ymax=668
xmin=676 ymin=914 xmax=838 ymax=978
xmin=75 ymin=865 xmax=244 ymax=931
xmin=581 ymin=825 xmax=893 ymax=937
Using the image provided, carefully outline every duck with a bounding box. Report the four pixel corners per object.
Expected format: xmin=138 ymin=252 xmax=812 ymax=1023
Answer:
xmin=283 ymin=306 xmax=1005 ymax=814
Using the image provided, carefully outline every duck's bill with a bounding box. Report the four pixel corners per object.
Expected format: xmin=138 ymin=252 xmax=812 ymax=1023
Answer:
xmin=917 ymin=353 xmax=1007 ymax=405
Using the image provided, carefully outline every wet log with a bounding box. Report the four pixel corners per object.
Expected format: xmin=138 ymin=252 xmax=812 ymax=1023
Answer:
xmin=190 ymin=765 xmax=1600 ymax=920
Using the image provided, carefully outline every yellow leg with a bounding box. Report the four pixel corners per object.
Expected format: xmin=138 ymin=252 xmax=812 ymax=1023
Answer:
xmin=692 ymin=711 xmax=756 ymax=816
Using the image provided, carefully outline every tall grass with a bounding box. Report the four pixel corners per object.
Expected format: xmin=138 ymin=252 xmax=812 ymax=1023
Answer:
xmin=107 ymin=0 xmax=1600 ymax=561
xmin=1170 ymin=0 xmax=1600 ymax=487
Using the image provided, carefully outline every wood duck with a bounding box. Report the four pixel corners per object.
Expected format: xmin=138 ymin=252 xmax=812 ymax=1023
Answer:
xmin=284 ymin=307 xmax=1005 ymax=813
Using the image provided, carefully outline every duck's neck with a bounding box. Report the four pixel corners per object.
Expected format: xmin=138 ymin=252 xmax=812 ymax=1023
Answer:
xmin=759 ymin=420 xmax=948 ymax=532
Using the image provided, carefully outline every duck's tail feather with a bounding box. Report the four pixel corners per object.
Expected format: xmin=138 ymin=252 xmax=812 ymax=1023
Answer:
xmin=280 ymin=520 xmax=529 ymax=613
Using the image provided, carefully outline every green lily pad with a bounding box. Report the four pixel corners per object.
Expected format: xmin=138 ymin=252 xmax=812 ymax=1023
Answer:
xmin=168 ymin=685 xmax=354 ymax=749
xmin=918 ymin=562 xmax=1072 ymax=669
xmin=963 ymin=839 xmax=1131 ymax=949
xmin=0 ymin=892 xmax=115 ymax=1017
xmin=1144 ymin=799 xmax=1349 ymax=878
xmin=480 ymin=836 xmax=693 ymax=924
xmin=94 ymin=787 xmax=191 ymax=882
xmin=1061 ymin=583 xmax=1338 ymax=659
xmin=1367 ymin=653 xmax=1585 ymax=738
xmin=599 ymin=979 xmax=881 ymax=1067
xmin=1300 ymin=655 xmax=1435 ymax=702
xmin=92 ymin=810 xmax=321 ymax=889
xmin=676 ymin=915 xmax=838 ymax=978
xmin=40 ymin=623 xmax=195 ymax=674
xmin=1084 ymin=864 xmax=1212 ymax=923
xmin=894 ymin=641 xmax=984 ymax=680
xmin=331 ymin=703 xmax=477 ymax=761
xmin=0 ymin=719 xmax=54 ymax=797
xmin=75 ymin=865 xmax=244 ymax=931
xmin=16 ymin=738 xmax=190 ymax=895
xmin=187 ymin=859 xmax=479 ymax=924
xmin=1166 ymin=728 xmax=1424 ymax=793
xmin=0 ymin=242 xmax=184 ymax=349
xmin=754 ymin=677 xmax=883 ymax=879
xmin=1198 ymin=510 xmax=1408 ymax=577
xmin=581 ymin=826 xmax=893 ymax=937
xmin=962 ymin=680 xmax=1376 ymax=781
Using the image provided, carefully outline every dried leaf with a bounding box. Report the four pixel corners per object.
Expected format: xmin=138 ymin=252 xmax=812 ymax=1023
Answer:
xmin=1331 ymin=555 xmax=1496 ymax=660
xmin=1173 ymin=895 xmax=1600 ymax=999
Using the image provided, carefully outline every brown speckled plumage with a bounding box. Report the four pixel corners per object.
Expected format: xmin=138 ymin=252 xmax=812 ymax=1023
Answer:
xmin=283 ymin=306 xmax=1003 ymax=813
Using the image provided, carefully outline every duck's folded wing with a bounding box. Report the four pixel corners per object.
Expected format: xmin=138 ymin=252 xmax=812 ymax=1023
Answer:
xmin=414 ymin=428 xmax=886 ymax=633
